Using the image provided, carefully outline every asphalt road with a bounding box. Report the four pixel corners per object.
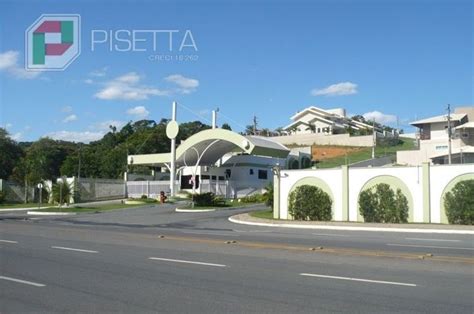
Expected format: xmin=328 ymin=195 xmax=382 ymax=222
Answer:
xmin=1 ymin=204 xmax=473 ymax=313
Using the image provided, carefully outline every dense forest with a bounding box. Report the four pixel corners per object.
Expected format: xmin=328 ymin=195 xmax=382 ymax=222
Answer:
xmin=0 ymin=119 xmax=214 ymax=185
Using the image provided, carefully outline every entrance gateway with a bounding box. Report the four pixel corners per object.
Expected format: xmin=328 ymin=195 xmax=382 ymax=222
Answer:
xmin=125 ymin=103 xmax=310 ymax=199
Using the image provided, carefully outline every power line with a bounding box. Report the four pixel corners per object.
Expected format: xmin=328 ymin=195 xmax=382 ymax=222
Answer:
xmin=177 ymin=103 xmax=212 ymax=124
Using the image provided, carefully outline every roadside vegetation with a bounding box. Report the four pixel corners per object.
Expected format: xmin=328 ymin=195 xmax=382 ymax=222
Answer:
xmin=444 ymin=180 xmax=474 ymax=225
xmin=288 ymin=185 xmax=332 ymax=221
xmin=358 ymin=183 xmax=409 ymax=223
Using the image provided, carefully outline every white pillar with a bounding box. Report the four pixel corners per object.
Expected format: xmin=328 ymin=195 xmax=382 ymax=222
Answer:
xmin=170 ymin=101 xmax=177 ymax=196
xmin=212 ymin=110 xmax=217 ymax=129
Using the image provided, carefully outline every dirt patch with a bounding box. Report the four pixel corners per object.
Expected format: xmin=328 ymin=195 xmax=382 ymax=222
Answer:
xmin=311 ymin=145 xmax=365 ymax=160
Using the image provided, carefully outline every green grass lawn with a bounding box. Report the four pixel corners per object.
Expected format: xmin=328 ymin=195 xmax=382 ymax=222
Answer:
xmin=249 ymin=209 xmax=274 ymax=219
xmin=0 ymin=203 xmax=51 ymax=209
xmin=32 ymin=203 xmax=147 ymax=213
xmin=316 ymin=137 xmax=416 ymax=169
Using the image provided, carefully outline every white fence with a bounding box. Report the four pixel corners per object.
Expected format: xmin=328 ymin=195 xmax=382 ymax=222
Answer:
xmin=127 ymin=181 xmax=172 ymax=198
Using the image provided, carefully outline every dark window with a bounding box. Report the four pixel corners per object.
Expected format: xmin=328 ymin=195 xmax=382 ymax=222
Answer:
xmin=249 ymin=169 xmax=254 ymax=175
xmin=180 ymin=175 xmax=200 ymax=189
xmin=201 ymin=175 xmax=210 ymax=180
xmin=211 ymin=175 xmax=217 ymax=180
xmin=258 ymin=170 xmax=268 ymax=180
xmin=225 ymin=169 xmax=232 ymax=178
xmin=218 ymin=176 xmax=225 ymax=180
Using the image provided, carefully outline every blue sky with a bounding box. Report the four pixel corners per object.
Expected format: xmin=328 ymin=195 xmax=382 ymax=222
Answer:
xmin=0 ymin=0 xmax=472 ymax=142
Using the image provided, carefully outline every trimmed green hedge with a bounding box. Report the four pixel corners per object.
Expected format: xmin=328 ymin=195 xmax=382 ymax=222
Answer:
xmin=359 ymin=183 xmax=409 ymax=223
xmin=444 ymin=179 xmax=474 ymax=225
xmin=288 ymin=185 xmax=332 ymax=221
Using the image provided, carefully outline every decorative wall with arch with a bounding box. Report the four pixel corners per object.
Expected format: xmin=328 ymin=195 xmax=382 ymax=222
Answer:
xmin=275 ymin=163 xmax=472 ymax=224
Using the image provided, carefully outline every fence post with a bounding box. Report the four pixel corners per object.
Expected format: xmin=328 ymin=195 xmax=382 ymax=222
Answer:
xmin=146 ymin=180 xmax=150 ymax=198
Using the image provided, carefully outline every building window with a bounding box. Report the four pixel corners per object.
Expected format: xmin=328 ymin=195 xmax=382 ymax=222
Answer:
xmin=225 ymin=169 xmax=232 ymax=178
xmin=258 ymin=170 xmax=268 ymax=180
xmin=249 ymin=169 xmax=254 ymax=175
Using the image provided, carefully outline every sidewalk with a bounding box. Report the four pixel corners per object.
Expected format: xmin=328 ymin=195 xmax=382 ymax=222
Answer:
xmin=229 ymin=213 xmax=474 ymax=235
xmin=0 ymin=199 xmax=126 ymax=213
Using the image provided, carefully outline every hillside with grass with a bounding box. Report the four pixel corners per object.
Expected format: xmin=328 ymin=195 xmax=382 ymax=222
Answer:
xmin=312 ymin=137 xmax=416 ymax=168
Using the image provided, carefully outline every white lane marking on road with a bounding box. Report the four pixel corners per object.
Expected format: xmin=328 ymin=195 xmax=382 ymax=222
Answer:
xmin=312 ymin=233 xmax=348 ymax=237
xmin=0 ymin=239 xmax=18 ymax=243
xmin=0 ymin=276 xmax=45 ymax=287
xmin=180 ymin=230 xmax=239 ymax=237
xmin=149 ymin=257 xmax=226 ymax=267
xmin=405 ymin=238 xmax=461 ymax=242
xmin=300 ymin=273 xmax=417 ymax=287
xmin=233 ymin=229 xmax=270 ymax=233
xmin=387 ymin=244 xmax=474 ymax=251
xmin=51 ymin=246 xmax=98 ymax=253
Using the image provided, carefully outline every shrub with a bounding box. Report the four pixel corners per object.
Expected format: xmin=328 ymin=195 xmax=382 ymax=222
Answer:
xmin=444 ymin=180 xmax=474 ymax=225
xmin=263 ymin=184 xmax=273 ymax=208
xmin=51 ymin=181 xmax=73 ymax=205
xmin=240 ymin=194 xmax=264 ymax=203
xmin=359 ymin=183 xmax=409 ymax=223
xmin=193 ymin=192 xmax=216 ymax=206
xmin=288 ymin=185 xmax=332 ymax=221
xmin=0 ymin=191 xmax=4 ymax=204
xmin=140 ymin=194 xmax=148 ymax=199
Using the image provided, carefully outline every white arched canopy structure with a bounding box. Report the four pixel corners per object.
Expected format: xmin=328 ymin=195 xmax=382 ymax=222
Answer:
xmin=127 ymin=128 xmax=290 ymax=168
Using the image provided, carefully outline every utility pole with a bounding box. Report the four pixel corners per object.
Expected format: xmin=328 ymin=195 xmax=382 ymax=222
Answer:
xmin=253 ymin=115 xmax=258 ymax=135
xmin=371 ymin=118 xmax=376 ymax=159
xmin=447 ymin=104 xmax=452 ymax=164
xmin=170 ymin=101 xmax=177 ymax=196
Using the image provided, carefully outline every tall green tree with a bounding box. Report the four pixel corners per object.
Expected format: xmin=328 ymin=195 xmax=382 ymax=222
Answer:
xmin=0 ymin=128 xmax=24 ymax=179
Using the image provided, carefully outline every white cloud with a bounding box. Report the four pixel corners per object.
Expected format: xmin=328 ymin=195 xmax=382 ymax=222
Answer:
xmin=0 ymin=50 xmax=41 ymax=80
xmin=95 ymin=72 xmax=168 ymax=100
xmin=0 ymin=51 xmax=18 ymax=69
xmin=11 ymin=132 xmax=23 ymax=141
xmin=93 ymin=120 xmax=126 ymax=132
xmin=61 ymin=105 xmax=73 ymax=113
xmin=84 ymin=78 xmax=94 ymax=84
xmin=165 ymin=74 xmax=199 ymax=94
xmin=363 ymin=111 xmax=397 ymax=124
xmin=89 ymin=67 xmax=108 ymax=77
xmin=311 ymin=82 xmax=358 ymax=96
xmin=4 ymin=123 xmax=12 ymax=129
xmin=63 ymin=114 xmax=78 ymax=123
xmin=126 ymin=106 xmax=150 ymax=119
xmin=46 ymin=131 xmax=104 ymax=143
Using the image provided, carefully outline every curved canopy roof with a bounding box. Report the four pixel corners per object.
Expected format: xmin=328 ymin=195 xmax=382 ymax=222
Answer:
xmin=128 ymin=128 xmax=290 ymax=167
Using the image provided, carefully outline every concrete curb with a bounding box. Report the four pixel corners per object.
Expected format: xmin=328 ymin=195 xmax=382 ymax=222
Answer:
xmin=228 ymin=215 xmax=474 ymax=235
xmin=27 ymin=211 xmax=76 ymax=216
xmin=175 ymin=208 xmax=216 ymax=213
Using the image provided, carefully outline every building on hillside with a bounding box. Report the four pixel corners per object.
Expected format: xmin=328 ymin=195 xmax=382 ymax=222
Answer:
xmin=126 ymin=128 xmax=312 ymax=198
xmin=397 ymin=106 xmax=474 ymax=165
xmin=283 ymin=106 xmax=374 ymax=135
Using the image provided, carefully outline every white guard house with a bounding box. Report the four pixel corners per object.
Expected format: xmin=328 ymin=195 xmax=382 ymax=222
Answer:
xmin=126 ymin=128 xmax=311 ymax=198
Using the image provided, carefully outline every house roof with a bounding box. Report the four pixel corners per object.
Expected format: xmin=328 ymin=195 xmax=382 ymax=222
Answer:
xmin=128 ymin=128 xmax=290 ymax=167
xmin=429 ymin=146 xmax=474 ymax=159
xmin=411 ymin=113 xmax=466 ymax=126
xmin=455 ymin=121 xmax=474 ymax=130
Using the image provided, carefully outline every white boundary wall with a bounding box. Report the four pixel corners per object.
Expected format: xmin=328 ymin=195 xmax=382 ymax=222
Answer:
xmin=276 ymin=163 xmax=474 ymax=224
